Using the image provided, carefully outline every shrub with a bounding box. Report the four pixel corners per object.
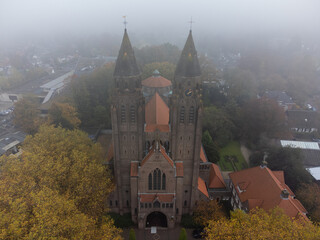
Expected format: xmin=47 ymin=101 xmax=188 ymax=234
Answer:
xmin=107 ymin=212 xmax=134 ymax=228
xmin=129 ymin=228 xmax=136 ymax=240
xmin=179 ymin=228 xmax=187 ymax=240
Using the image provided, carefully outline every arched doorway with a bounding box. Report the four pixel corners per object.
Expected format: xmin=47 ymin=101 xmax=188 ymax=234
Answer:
xmin=146 ymin=211 xmax=167 ymax=228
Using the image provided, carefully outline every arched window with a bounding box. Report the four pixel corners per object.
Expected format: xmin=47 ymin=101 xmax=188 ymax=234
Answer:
xmin=162 ymin=173 xmax=166 ymax=190
xmin=121 ymin=105 xmax=126 ymax=123
xmin=189 ymin=106 xmax=194 ymax=123
xmin=149 ymin=168 xmax=166 ymax=190
xmin=130 ymin=105 xmax=135 ymax=123
xmin=180 ymin=106 xmax=185 ymax=123
xmin=148 ymin=173 xmax=152 ymax=190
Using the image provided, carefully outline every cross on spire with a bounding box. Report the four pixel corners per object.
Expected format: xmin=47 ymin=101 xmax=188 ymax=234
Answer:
xmin=123 ymin=16 xmax=128 ymax=29
xmin=188 ymin=17 xmax=194 ymax=31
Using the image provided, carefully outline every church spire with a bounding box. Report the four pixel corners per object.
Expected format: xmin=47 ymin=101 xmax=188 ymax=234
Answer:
xmin=175 ymin=30 xmax=201 ymax=77
xmin=114 ymin=29 xmax=140 ymax=77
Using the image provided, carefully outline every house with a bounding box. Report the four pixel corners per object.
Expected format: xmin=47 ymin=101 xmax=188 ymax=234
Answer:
xmin=262 ymin=90 xmax=295 ymax=110
xmin=229 ymin=164 xmax=307 ymax=220
xmin=286 ymin=110 xmax=319 ymax=136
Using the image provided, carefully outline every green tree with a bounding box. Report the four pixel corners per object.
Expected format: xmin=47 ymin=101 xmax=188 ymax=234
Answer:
xmin=296 ymin=183 xmax=320 ymax=222
xmin=240 ymin=98 xmax=288 ymax=146
xmin=250 ymin=147 xmax=312 ymax=191
xmin=178 ymin=228 xmax=187 ymax=240
xmin=13 ymin=95 xmax=42 ymax=134
xmin=202 ymin=130 xmax=220 ymax=163
xmin=203 ymin=106 xmax=235 ymax=147
xmin=72 ymin=63 xmax=114 ymax=128
xmin=129 ymin=228 xmax=136 ymax=240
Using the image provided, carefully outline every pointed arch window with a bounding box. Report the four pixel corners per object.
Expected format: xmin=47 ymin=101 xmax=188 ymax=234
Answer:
xmin=162 ymin=173 xmax=166 ymax=190
xmin=189 ymin=106 xmax=194 ymax=123
xmin=180 ymin=106 xmax=185 ymax=123
xmin=148 ymin=173 xmax=152 ymax=190
xmin=121 ymin=105 xmax=126 ymax=123
xmin=130 ymin=105 xmax=135 ymax=123
xmin=149 ymin=168 xmax=166 ymax=190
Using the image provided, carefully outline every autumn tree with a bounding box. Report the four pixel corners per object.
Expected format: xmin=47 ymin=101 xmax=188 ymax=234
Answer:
xmin=13 ymin=95 xmax=43 ymax=134
xmin=48 ymin=102 xmax=81 ymax=129
xmin=202 ymin=130 xmax=220 ymax=163
xmin=205 ymin=208 xmax=320 ymax=240
xmin=296 ymin=183 xmax=320 ymax=222
xmin=0 ymin=125 xmax=121 ymax=239
xmin=193 ymin=200 xmax=226 ymax=227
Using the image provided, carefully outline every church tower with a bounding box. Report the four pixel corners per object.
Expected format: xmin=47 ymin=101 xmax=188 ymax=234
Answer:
xmin=111 ymin=29 xmax=145 ymax=214
xmin=170 ymin=30 xmax=202 ymax=213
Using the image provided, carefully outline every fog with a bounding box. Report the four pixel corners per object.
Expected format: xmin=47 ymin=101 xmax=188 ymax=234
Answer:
xmin=1 ymin=0 xmax=320 ymax=48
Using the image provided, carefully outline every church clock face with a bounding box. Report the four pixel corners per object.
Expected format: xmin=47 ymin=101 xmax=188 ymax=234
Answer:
xmin=185 ymin=88 xmax=193 ymax=97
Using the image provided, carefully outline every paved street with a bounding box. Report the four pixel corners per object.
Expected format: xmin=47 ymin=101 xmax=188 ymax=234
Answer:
xmin=122 ymin=227 xmax=197 ymax=240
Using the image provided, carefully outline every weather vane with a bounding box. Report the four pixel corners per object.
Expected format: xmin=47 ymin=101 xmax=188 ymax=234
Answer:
xmin=123 ymin=16 xmax=128 ymax=29
xmin=188 ymin=17 xmax=194 ymax=31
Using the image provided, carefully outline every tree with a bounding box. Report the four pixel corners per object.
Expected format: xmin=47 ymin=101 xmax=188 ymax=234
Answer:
xmin=205 ymin=207 xmax=320 ymax=240
xmin=48 ymin=102 xmax=81 ymax=129
xmin=296 ymin=183 xmax=320 ymax=222
xmin=0 ymin=125 xmax=121 ymax=239
xmin=203 ymin=106 xmax=235 ymax=147
xmin=129 ymin=228 xmax=136 ymax=240
xmin=240 ymin=98 xmax=288 ymax=146
xmin=141 ymin=61 xmax=175 ymax=80
xmin=193 ymin=200 xmax=226 ymax=227
xmin=250 ymin=147 xmax=312 ymax=191
xmin=13 ymin=95 xmax=42 ymax=134
xmin=178 ymin=228 xmax=187 ymax=240
xmin=202 ymin=130 xmax=220 ymax=163
xmin=72 ymin=63 xmax=114 ymax=128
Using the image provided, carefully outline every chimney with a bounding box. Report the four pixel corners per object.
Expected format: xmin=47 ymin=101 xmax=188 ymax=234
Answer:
xmin=260 ymin=152 xmax=268 ymax=168
xmin=281 ymin=189 xmax=290 ymax=199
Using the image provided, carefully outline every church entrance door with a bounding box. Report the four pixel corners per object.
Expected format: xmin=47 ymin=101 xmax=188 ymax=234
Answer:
xmin=146 ymin=211 xmax=167 ymax=228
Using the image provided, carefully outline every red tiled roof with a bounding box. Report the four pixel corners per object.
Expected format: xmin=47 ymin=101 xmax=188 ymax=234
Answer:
xmin=145 ymin=124 xmax=170 ymax=132
xmin=273 ymin=171 xmax=285 ymax=185
xmin=140 ymin=145 xmax=174 ymax=168
xmin=209 ymin=163 xmax=226 ymax=189
xmin=142 ymin=76 xmax=172 ymax=88
xmin=229 ymin=166 xmax=307 ymax=219
xmin=140 ymin=194 xmax=174 ymax=203
xmin=176 ymin=162 xmax=183 ymax=177
xmin=200 ymin=145 xmax=208 ymax=162
xmin=145 ymin=92 xmax=169 ymax=133
xmin=198 ymin=177 xmax=209 ymax=198
xmin=130 ymin=162 xmax=138 ymax=177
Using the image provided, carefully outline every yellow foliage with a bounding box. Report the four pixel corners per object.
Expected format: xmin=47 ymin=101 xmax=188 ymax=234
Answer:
xmin=0 ymin=125 xmax=122 ymax=239
xmin=204 ymin=207 xmax=320 ymax=240
xmin=193 ymin=200 xmax=226 ymax=227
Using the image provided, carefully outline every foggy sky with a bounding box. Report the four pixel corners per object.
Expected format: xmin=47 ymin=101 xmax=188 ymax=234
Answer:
xmin=1 ymin=0 xmax=320 ymax=46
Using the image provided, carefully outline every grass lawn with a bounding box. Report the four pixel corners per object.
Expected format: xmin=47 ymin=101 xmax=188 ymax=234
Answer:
xmin=218 ymin=141 xmax=247 ymax=171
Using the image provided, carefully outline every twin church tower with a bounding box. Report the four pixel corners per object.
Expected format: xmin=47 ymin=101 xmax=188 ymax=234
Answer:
xmin=109 ymin=28 xmax=207 ymax=229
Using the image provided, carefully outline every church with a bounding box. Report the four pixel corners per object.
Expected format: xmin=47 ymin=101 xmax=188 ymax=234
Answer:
xmin=105 ymin=28 xmax=227 ymax=229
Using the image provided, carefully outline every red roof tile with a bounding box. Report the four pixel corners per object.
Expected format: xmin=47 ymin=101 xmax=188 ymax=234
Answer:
xmin=145 ymin=124 xmax=170 ymax=132
xmin=140 ymin=145 xmax=174 ymax=168
xmin=229 ymin=166 xmax=307 ymax=219
xmin=273 ymin=171 xmax=285 ymax=185
xmin=209 ymin=163 xmax=226 ymax=189
xmin=176 ymin=162 xmax=184 ymax=177
xmin=198 ymin=177 xmax=209 ymax=198
xmin=130 ymin=162 xmax=138 ymax=177
xmin=142 ymin=76 xmax=172 ymax=88
xmin=145 ymin=92 xmax=169 ymax=133
xmin=140 ymin=194 xmax=174 ymax=203
xmin=200 ymin=145 xmax=208 ymax=162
